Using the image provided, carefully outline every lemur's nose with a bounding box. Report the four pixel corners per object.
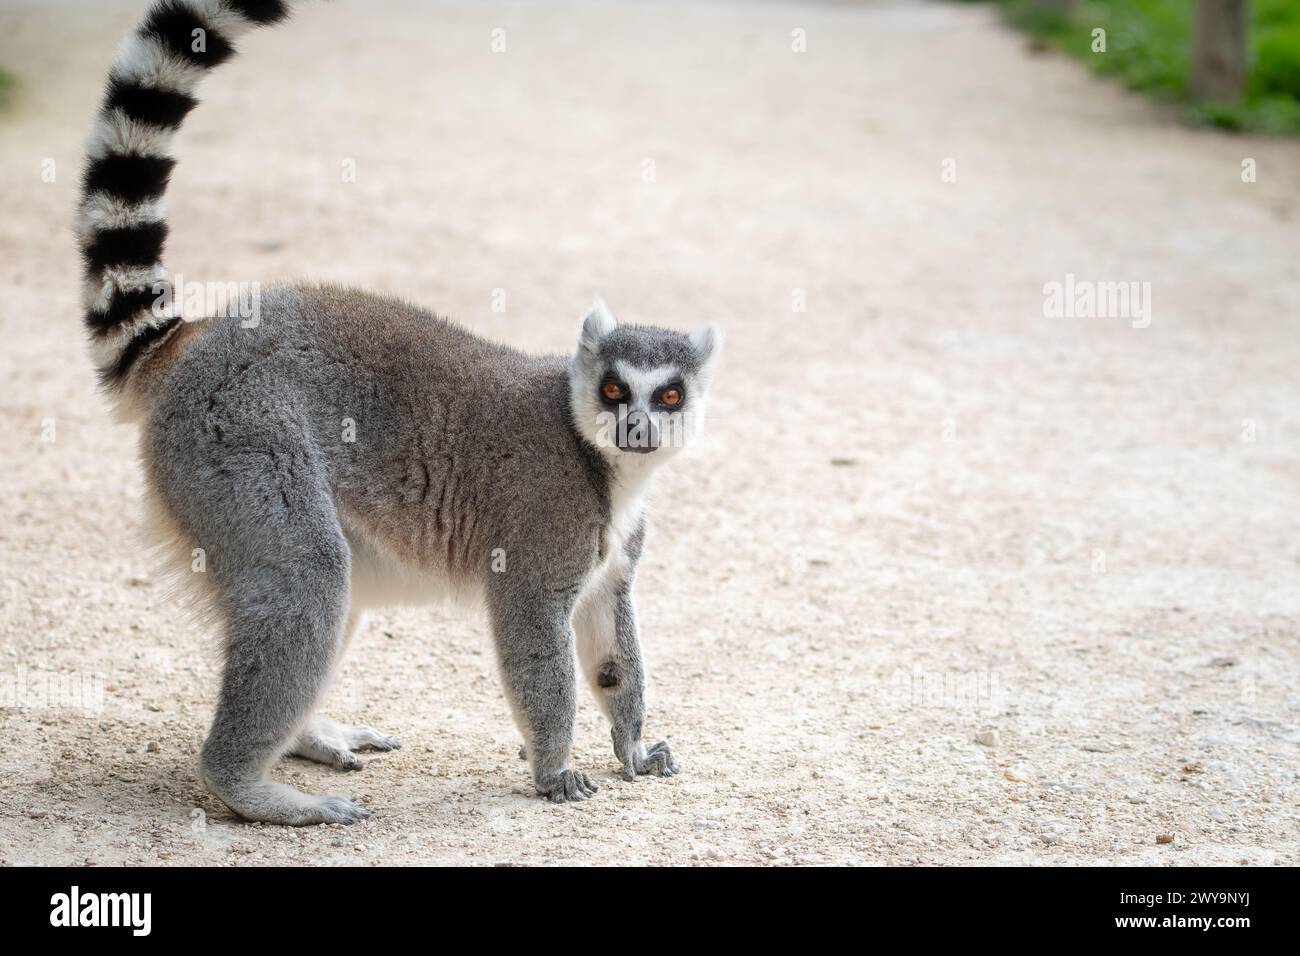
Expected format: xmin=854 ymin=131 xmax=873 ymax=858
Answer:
xmin=619 ymin=409 xmax=660 ymax=453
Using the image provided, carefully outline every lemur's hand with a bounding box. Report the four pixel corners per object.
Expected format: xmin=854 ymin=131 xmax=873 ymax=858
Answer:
xmin=620 ymin=740 xmax=679 ymax=781
xmin=536 ymin=768 xmax=598 ymax=803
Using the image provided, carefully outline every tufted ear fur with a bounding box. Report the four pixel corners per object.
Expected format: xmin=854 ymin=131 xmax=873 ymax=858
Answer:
xmin=577 ymin=298 xmax=618 ymax=357
xmin=689 ymin=322 xmax=722 ymax=375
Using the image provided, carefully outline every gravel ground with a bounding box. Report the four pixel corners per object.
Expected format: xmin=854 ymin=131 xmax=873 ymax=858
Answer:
xmin=1 ymin=0 xmax=1299 ymax=866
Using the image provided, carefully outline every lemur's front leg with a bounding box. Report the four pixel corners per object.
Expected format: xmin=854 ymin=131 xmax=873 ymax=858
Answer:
xmin=575 ymin=580 xmax=679 ymax=781
xmin=489 ymin=581 xmax=597 ymax=802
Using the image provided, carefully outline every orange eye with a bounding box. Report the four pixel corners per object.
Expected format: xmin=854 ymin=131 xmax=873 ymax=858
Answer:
xmin=602 ymin=382 xmax=624 ymax=402
xmin=660 ymin=388 xmax=682 ymax=407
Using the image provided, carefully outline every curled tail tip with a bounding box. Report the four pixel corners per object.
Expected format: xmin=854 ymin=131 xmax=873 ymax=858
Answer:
xmin=78 ymin=0 xmax=291 ymax=390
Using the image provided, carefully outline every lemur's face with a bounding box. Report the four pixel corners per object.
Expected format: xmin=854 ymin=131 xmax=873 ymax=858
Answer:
xmin=569 ymin=299 xmax=721 ymax=463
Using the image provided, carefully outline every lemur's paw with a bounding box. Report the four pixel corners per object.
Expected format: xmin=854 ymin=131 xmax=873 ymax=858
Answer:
xmin=343 ymin=725 xmax=402 ymax=752
xmin=207 ymin=779 xmax=372 ymax=826
xmin=621 ymin=740 xmax=680 ymax=781
xmin=329 ymin=749 xmax=365 ymax=772
xmin=313 ymin=794 xmax=373 ymax=825
xmin=290 ymin=717 xmax=401 ymax=771
xmin=537 ymin=769 xmax=598 ymax=803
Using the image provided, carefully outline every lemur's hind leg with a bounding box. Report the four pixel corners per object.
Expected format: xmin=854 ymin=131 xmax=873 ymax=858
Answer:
xmin=190 ymin=460 xmax=370 ymax=825
xmin=289 ymin=611 xmax=402 ymax=771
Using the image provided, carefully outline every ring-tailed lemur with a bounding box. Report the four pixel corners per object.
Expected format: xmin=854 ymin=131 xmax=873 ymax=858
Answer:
xmin=78 ymin=0 xmax=721 ymax=824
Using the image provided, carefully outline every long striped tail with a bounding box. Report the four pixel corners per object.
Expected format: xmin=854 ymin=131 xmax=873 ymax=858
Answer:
xmin=77 ymin=0 xmax=290 ymax=389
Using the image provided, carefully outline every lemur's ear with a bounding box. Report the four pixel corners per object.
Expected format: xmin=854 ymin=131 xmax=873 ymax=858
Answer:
xmin=689 ymin=323 xmax=722 ymax=367
xmin=578 ymin=298 xmax=618 ymax=355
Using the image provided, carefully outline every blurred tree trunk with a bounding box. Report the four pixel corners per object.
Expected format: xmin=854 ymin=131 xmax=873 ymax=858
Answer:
xmin=1189 ymin=0 xmax=1250 ymax=101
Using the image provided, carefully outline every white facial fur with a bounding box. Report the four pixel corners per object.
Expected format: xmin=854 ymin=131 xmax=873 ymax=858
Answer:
xmin=567 ymin=299 xmax=720 ymax=468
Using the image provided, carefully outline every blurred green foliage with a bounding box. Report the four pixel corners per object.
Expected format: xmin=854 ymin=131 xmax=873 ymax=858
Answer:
xmin=0 ymin=69 xmax=17 ymax=113
xmin=997 ymin=0 xmax=1300 ymax=134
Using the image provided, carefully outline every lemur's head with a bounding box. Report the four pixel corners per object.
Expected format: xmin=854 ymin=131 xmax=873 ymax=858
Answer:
xmin=568 ymin=299 xmax=721 ymax=464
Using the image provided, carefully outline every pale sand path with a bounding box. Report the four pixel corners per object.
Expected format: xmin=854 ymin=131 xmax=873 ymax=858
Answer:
xmin=1 ymin=0 xmax=1298 ymax=864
